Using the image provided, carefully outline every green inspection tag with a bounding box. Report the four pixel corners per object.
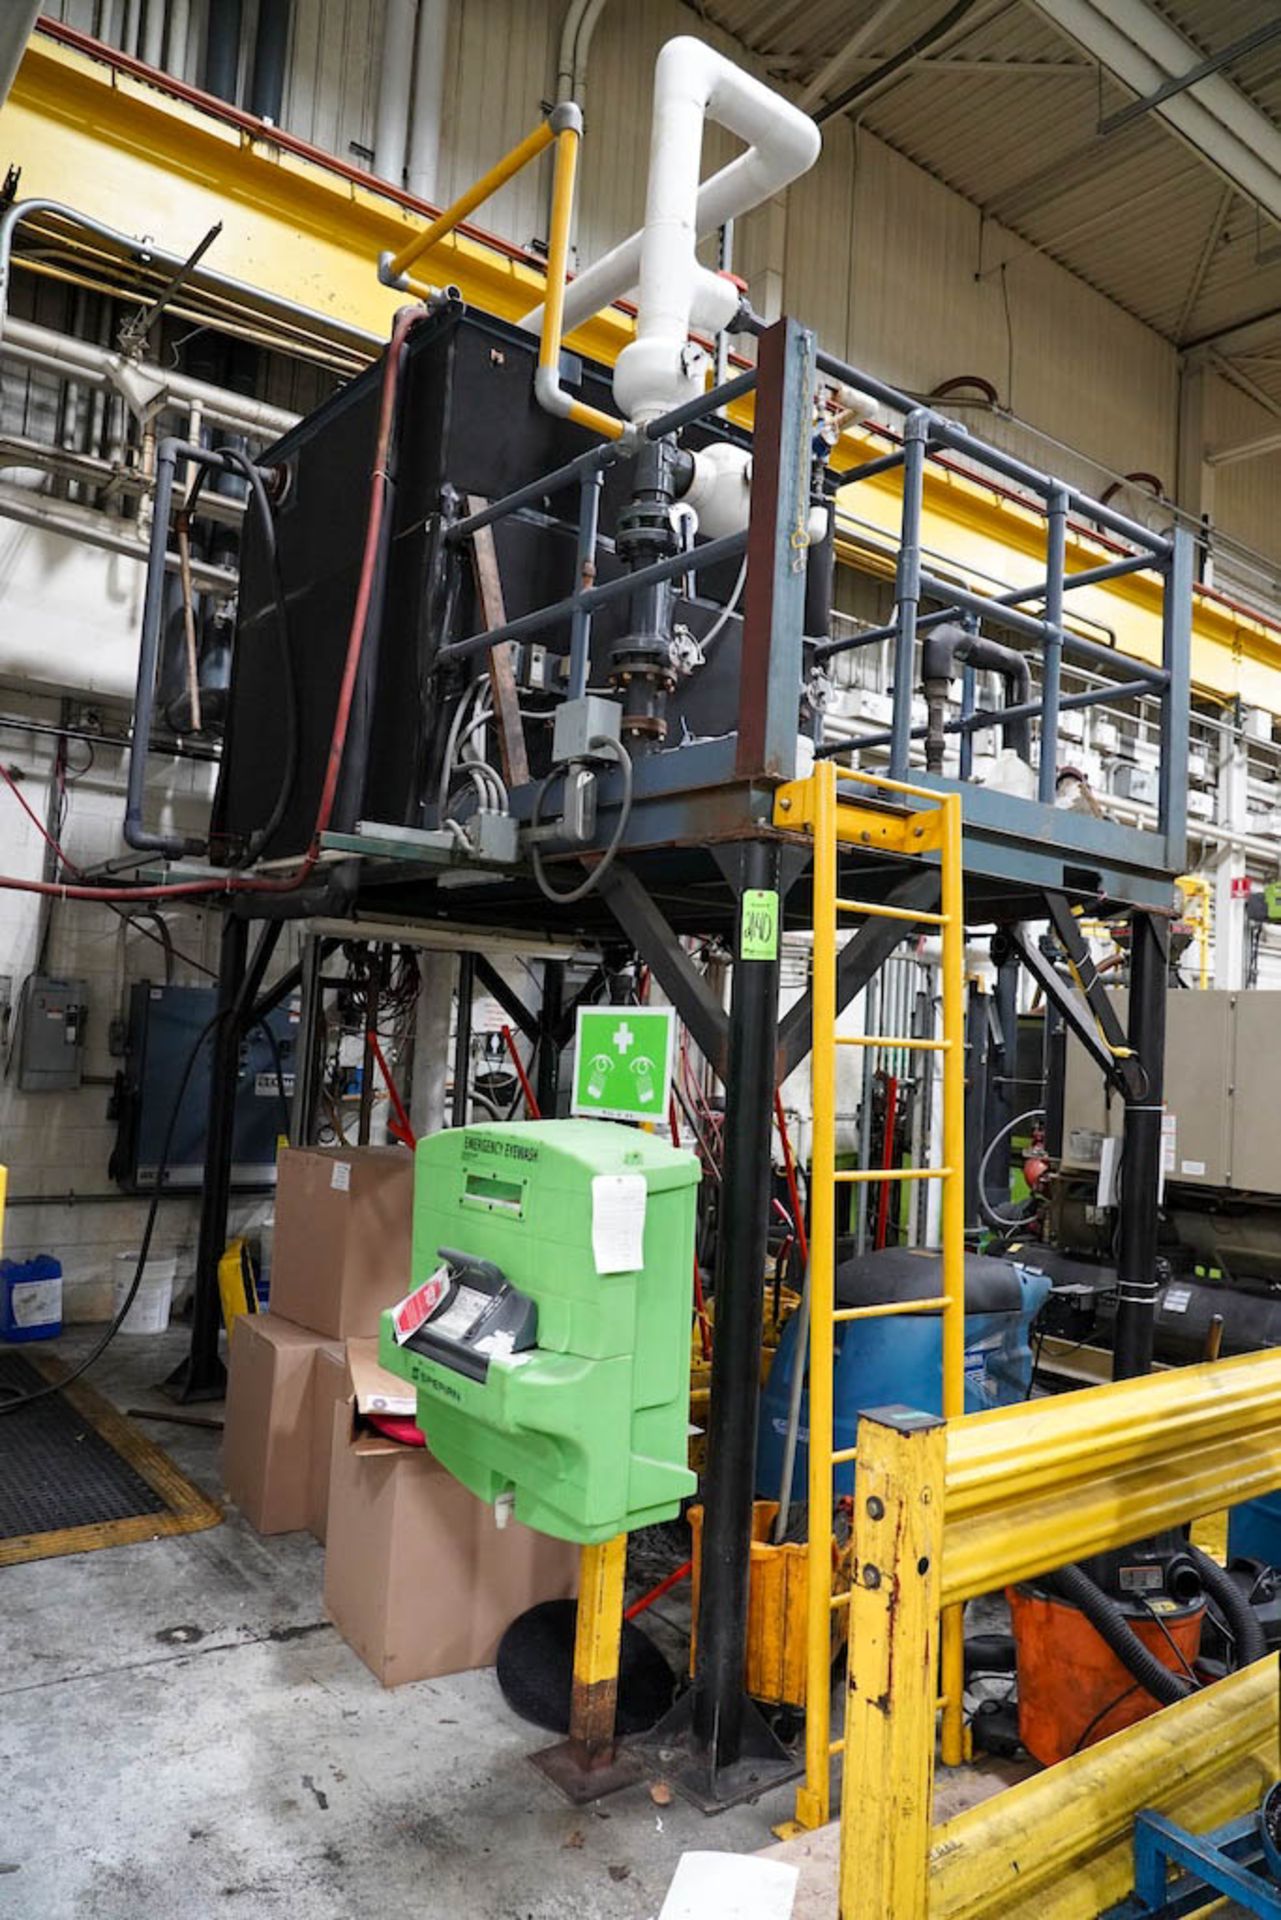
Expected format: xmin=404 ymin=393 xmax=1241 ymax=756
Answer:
xmin=740 ymin=888 xmax=780 ymax=961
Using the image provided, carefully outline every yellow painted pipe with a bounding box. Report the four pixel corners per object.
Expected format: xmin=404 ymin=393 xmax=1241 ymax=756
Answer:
xmin=386 ymin=120 xmax=555 ymax=282
xmin=797 ymin=759 xmax=839 ymax=1834
xmin=937 ymin=790 xmax=967 ymax=1767
xmin=538 ymin=122 xmax=625 ymax=442
xmin=929 ymin=1656 xmax=1279 ymax=1920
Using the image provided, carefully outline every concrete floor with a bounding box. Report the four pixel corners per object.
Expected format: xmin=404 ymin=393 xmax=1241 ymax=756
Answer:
xmin=0 ymin=1325 xmax=803 ymax=1920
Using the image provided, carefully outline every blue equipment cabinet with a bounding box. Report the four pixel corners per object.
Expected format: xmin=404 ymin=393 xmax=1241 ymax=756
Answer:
xmin=755 ymin=1249 xmax=1051 ymax=1499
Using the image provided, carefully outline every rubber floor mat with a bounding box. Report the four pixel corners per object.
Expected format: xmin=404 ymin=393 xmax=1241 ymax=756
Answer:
xmin=0 ymin=1351 xmax=221 ymax=1565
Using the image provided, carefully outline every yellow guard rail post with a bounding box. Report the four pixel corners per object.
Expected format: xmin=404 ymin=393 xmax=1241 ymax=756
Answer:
xmin=774 ymin=760 xmax=967 ymax=1833
xmin=836 ymin=1347 xmax=1281 ymax=1919
xmin=378 ymin=102 xmax=624 ymax=443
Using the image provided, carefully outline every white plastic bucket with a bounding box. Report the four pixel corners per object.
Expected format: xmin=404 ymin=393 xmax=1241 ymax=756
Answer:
xmin=113 ymin=1253 xmax=177 ymax=1335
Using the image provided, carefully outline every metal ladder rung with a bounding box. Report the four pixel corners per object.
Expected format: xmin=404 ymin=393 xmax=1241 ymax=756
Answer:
xmin=833 ymin=1165 xmax=950 ymax=1184
xmin=833 ymin=1296 xmax=949 ymax=1323
xmin=829 ymin=1738 xmax=846 ymax=1758
xmin=834 ymin=896 xmax=948 ymax=927
xmin=836 ymin=1034 xmax=951 ymax=1051
xmin=831 ymin=1590 xmax=852 ymax=1612
xmin=831 ymin=1445 xmax=859 ymax=1466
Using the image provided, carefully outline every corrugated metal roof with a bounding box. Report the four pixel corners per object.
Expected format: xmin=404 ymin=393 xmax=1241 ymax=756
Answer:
xmin=701 ymin=0 xmax=1281 ymax=360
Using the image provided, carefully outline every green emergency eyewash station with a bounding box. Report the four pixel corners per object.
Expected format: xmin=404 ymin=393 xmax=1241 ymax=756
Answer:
xmin=378 ymin=1120 xmax=700 ymax=1546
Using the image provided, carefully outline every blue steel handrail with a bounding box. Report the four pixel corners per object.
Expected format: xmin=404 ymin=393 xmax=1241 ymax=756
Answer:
xmin=810 ymin=347 xmax=1193 ymax=872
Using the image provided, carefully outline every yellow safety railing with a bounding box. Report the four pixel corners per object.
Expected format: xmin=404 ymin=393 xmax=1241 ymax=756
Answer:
xmin=377 ymin=106 xmax=624 ymax=442
xmin=773 ymin=759 xmax=967 ymax=1833
xmin=837 ymin=1348 xmax=1281 ymax=1918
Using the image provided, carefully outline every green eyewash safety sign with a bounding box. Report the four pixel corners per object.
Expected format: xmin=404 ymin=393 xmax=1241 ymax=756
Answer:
xmin=571 ymin=1007 xmax=675 ymax=1122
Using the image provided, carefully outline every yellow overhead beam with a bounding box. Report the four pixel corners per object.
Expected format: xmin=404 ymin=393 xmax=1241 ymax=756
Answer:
xmin=8 ymin=27 xmax=1281 ymax=713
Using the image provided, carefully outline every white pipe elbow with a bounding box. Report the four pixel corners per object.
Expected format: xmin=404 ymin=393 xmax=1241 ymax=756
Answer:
xmin=523 ymin=35 xmax=819 ymax=426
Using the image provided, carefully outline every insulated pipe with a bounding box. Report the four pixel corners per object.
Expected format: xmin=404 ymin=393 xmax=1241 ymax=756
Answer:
xmin=2 ymin=317 xmax=299 ymax=440
xmin=248 ymin=0 xmax=291 ymax=123
xmin=126 ymin=438 xmax=249 ymax=855
xmin=555 ymin=0 xmax=609 ymax=103
xmin=374 ymin=0 xmax=415 ymax=185
xmin=405 ymin=0 xmax=450 ymax=204
xmin=521 ymin=36 xmax=820 ymax=420
xmin=920 ymin=621 xmax=1032 ymax=772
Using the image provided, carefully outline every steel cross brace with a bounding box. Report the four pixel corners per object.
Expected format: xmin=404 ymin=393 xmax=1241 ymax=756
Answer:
xmin=1003 ymin=904 xmax=1138 ymax=1099
xmin=596 ymin=863 xmax=730 ymax=1082
xmin=777 ymin=866 xmax=942 ymax=1083
xmin=473 ymin=954 xmax=539 ymax=1042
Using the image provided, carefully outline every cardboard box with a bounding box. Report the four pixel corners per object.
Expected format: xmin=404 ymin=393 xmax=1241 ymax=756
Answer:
xmin=324 ymin=1341 xmax=578 ymax=1687
xmin=308 ymin=1345 xmax=349 ymax=1545
xmin=269 ymin=1145 xmax=414 ymax=1340
xmin=222 ymin=1313 xmax=342 ymax=1535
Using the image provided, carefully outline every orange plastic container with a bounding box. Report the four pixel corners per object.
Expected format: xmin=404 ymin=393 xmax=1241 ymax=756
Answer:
xmin=687 ymin=1499 xmax=852 ymax=1708
xmin=1008 ymin=1583 xmax=1204 ymax=1765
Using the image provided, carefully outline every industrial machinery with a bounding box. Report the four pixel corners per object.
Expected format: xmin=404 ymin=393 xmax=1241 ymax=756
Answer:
xmin=119 ymin=30 xmax=1198 ymax=1804
xmin=378 ymin=1120 xmax=700 ymax=1544
xmin=109 ymin=982 xmax=296 ymax=1190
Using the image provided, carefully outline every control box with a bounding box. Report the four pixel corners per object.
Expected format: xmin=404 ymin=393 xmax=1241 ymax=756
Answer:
xmin=16 ymin=975 xmax=88 ymax=1091
xmin=379 ymin=1121 xmax=700 ymax=1544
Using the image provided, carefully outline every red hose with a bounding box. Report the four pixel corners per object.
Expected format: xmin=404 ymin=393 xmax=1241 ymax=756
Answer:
xmin=773 ymin=1090 xmax=808 ymax=1268
xmin=365 ymin=1028 xmax=417 ymax=1149
xmin=625 ymin=1559 xmax=692 ymax=1622
xmin=0 ymin=304 xmax=424 ymax=905
xmin=874 ymin=1072 xmax=899 ymax=1253
xmin=501 ymin=1023 xmax=541 ymax=1119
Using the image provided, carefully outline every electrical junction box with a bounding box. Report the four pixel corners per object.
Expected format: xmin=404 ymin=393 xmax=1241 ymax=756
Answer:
xmin=16 ymin=975 xmax=87 ymax=1091
xmin=378 ymin=1120 xmax=700 ymax=1544
xmin=110 ymin=983 xmax=298 ymax=1191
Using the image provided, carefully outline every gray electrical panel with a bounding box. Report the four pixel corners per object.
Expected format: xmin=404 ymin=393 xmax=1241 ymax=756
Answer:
xmin=16 ymin=975 xmax=88 ymax=1091
xmin=1061 ymin=987 xmax=1272 ymax=1195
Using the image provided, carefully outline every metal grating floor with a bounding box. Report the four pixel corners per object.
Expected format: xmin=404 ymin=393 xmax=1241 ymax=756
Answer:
xmin=0 ymin=1352 xmax=166 ymax=1538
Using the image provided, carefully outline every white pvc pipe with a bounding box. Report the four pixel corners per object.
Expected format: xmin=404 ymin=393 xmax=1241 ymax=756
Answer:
xmin=405 ymin=0 xmax=450 ymax=205
xmin=375 ymin=0 xmax=416 ymax=187
xmin=522 ymin=36 xmax=819 ymax=423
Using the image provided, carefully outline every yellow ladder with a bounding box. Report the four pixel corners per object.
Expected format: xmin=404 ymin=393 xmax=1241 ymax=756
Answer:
xmin=773 ymin=760 xmax=967 ymax=1833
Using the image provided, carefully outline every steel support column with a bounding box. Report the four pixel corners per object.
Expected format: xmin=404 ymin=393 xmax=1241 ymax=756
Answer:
xmin=687 ymin=839 xmax=795 ymax=1799
xmin=163 ymin=913 xmax=281 ymax=1401
xmin=451 ymin=952 xmax=475 ymax=1128
xmin=638 ymin=841 xmax=795 ymax=1808
xmin=1114 ymin=911 xmax=1168 ymax=1379
xmin=536 ymin=961 xmax=565 ymax=1118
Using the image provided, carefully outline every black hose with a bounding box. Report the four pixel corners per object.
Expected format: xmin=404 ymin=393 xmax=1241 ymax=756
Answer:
xmin=1043 ymin=1562 xmax=1193 ymax=1708
xmin=1187 ymin=1543 xmax=1267 ymax=1666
